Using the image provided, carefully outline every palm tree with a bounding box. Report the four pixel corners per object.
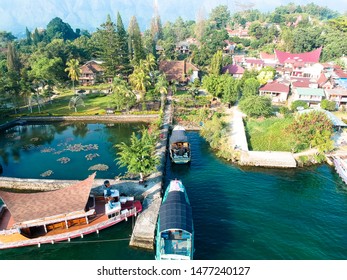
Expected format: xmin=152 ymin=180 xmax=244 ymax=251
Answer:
xmin=128 ymin=66 xmax=150 ymax=101
xmin=110 ymin=77 xmax=136 ymax=112
xmin=115 ymin=129 xmax=159 ymax=182
xmin=154 ymin=74 xmax=169 ymax=109
xmin=65 ymin=59 xmax=81 ymax=93
xmin=69 ymin=95 xmax=85 ymax=112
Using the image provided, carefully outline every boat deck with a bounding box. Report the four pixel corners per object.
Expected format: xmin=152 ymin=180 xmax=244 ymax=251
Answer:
xmin=0 ymin=197 xmax=141 ymax=249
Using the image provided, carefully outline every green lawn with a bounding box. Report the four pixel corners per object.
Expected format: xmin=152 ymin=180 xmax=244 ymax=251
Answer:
xmin=245 ymin=116 xmax=296 ymax=151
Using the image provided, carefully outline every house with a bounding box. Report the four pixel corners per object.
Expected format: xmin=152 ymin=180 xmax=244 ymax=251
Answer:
xmin=159 ymin=60 xmax=199 ymax=83
xmin=292 ymin=87 xmax=325 ymax=107
xmin=325 ymin=88 xmax=347 ymax=108
xmin=317 ymin=73 xmax=334 ymax=89
xmin=232 ymin=55 xmax=245 ymax=65
xmin=244 ymin=58 xmax=264 ymax=71
xmin=223 ymin=40 xmax=236 ymax=54
xmin=221 ymin=64 xmax=245 ymax=79
xmin=176 ymin=38 xmax=200 ymax=54
xmin=79 ymin=60 xmax=105 ymax=86
xmin=226 ymin=27 xmax=250 ymax=38
xmin=259 ymin=81 xmax=290 ymax=103
xmin=291 ymin=77 xmax=318 ymax=89
xmin=260 ymin=52 xmax=277 ymax=68
xmin=275 ymin=47 xmax=322 ymax=67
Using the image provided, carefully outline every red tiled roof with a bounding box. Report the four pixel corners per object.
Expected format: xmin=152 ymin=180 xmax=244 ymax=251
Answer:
xmin=222 ymin=64 xmax=245 ymax=75
xmin=317 ymin=73 xmax=328 ymax=86
xmin=80 ymin=61 xmax=104 ymax=74
xmin=159 ymin=60 xmax=199 ymax=82
xmin=275 ymin=47 xmax=322 ymax=64
xmin=0 ymin=173 xmax=96 ymax=224
xmin=245 ymin=59 xmax=264 ymax=65
xmin=292 ymin=80 xmax=311 ymax=88
xmin=335 ymin=69 xmax=347 ymax=78
xmin=260 ymin=52 xmax=276 ymax=60
xmin=259 ymin=81 xmax=289 ymax=93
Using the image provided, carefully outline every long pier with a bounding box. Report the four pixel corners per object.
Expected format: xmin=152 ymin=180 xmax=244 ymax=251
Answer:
xmin=129 ymin=96 xmax=173 ymax=250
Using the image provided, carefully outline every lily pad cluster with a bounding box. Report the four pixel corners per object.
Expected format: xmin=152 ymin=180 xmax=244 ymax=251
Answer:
xmin=57 ymin=157 xmax=71 ymax=164
xmin=40 ymin=170 xmax=54 ymax=177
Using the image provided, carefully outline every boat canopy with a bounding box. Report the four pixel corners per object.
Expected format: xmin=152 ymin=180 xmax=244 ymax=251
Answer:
xmin=0 ymin=172 xmax=96 ymax=226
xmin=169 ymin=129 xmax=188 ymax=145
xmin=159 ymin=191 xmax=193 ymax=233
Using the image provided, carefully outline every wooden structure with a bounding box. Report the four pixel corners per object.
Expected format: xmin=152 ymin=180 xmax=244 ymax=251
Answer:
xmin=0 ymin=173 xmax=142 ymax=250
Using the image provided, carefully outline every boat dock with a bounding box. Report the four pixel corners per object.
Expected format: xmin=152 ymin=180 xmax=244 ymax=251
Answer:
xmin=129 ymin=94 xmax=173 ymax=250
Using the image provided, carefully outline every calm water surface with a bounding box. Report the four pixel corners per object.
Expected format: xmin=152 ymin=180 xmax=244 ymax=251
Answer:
xmin=0 ymin=127 xmax=347 ymax=260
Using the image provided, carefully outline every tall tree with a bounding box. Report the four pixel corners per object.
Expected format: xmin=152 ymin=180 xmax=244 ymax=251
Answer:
xmin=65 ymin=58 xmax=81 ymax=93
xmin=128 ymin=16 xmax=145 ymax=65
xmin=209 ymin=5 xmax=231 ymax=29
xmin=6 ymin=42 xmax=20 ymax=73
xmin=25 ymin=27 xmax=32 ymax=45
xmin=210 ymin=50 xmax=223 ymax=75
xmin=96 ymin=15 xmax=119 ymax=77
xmin=116 ymin=12 xmax=130 ymax=75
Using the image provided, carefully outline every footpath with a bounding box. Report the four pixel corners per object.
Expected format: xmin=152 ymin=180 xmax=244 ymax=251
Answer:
xmin=228 ymin=105 xmax=297 ymax=168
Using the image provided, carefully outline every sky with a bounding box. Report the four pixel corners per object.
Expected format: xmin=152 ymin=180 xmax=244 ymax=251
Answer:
xmin=0 ymin=0 xmax=346 ymax=35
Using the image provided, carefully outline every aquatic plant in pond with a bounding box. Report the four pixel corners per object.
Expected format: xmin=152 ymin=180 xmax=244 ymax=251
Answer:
xmin=85 ymin=153 xmax=100 ymax=160
xmin=57 ymin=157 xmax=71 ymax=164
xmin=40 ymin=170 xmax=54 ymax=177
xmin=88 ymin=164 xmax=109 ymax=171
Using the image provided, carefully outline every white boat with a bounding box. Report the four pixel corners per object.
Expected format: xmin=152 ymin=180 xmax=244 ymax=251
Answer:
xmin=169 ymin=126 xmax=191 ymax=164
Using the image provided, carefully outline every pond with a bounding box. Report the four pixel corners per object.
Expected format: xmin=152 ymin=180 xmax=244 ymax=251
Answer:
xmin=0 ymin=122 xmax=145 ymax=180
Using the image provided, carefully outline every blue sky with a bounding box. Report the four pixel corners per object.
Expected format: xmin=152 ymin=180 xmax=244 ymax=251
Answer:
xmin=0 ymin=0 xmax=346 ymax=34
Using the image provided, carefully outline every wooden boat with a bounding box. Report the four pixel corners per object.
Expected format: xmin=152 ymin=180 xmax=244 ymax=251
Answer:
xmin=0 ymin=172 xmax=142 ymax=250
xmin=169 ymin=125 xmax=191 ymax=164
xmin=332 ymin=155 xmax=347 ymax=185
xmin=155 ymin=179 xmax=194 ymax=260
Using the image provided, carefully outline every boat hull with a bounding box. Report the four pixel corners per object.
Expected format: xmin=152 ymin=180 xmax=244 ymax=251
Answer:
xmin=0 ymin=200 xmax=142 ymax=250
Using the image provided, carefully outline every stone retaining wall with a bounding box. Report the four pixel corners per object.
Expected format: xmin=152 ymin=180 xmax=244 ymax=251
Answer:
xmin=240 ymin=151 xmax=297 ymax=168
xmin=21 ymin=115 xmax=158 ymax=123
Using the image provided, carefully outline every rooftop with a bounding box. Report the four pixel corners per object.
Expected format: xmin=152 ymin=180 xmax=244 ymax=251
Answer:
xmin=275 ymin=47 xmax=322 ymax=64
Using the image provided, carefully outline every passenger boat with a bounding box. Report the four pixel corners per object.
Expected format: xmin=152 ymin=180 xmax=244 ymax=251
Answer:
xmin=0 ymin=172 xmax=142 ymax=250
xmin=169 ymin=125 xmax=191 ymax=164
xmin=155 ymin=179 xmax=194 ymax=260
xmin=332 ymin=155 xmax=347 ymax=185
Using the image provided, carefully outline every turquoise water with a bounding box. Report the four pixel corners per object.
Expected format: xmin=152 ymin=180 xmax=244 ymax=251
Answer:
xmin=336 ymin=78 xmax=347 ymax=89
xmin=1 ymin=129 xmax=347 ymax=260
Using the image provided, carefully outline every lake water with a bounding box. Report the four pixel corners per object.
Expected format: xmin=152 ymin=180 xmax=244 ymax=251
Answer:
xmin=1 ymin=127 xmax=347 ymax=260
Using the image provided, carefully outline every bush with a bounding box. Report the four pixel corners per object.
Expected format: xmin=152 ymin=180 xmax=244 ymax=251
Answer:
xmin=320 ymin=99 xmax=336 ymax=111
xmin=291 ymin=100 xmax=308 ymax=111
xmin=279 ymin=106 xmax=291 ymax=116
xmin=239 ymin=95 xmax=273 ymax=118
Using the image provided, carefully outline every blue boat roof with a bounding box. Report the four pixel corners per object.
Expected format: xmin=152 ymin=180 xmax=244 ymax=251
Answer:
xmin=159 ymin=190 xmax=193 ymax=233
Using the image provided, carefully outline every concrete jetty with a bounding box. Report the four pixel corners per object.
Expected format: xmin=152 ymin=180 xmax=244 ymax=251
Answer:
xmin=240 ymin=151 xmax=297 ymax=168
xmin=129 ymin=95 xmax=174 ymax=250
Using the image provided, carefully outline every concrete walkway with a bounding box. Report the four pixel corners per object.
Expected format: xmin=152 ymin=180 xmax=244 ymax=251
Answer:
xmin=129 ymin=93 xmax=173 ymax=250
xmin=228 ymin=105 xmax=297 ymax=168
xmin=229 ymin=105 xmax=249 ymax=151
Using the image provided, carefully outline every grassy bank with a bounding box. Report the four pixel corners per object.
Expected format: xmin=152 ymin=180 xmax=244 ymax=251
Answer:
xmin=244 ymin=116 xmax=296 ymax=151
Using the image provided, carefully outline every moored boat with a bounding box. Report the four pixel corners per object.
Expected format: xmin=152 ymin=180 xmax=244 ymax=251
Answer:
xmin=332 ymin=155 xmax=347 ymax=185
xmin=155 ymin=179 xmax=194 ymax=260
xmin=0 ymin=172 xmax=142 ymax=250
xmin=169 ymin=125 xmax=191 ymax=164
